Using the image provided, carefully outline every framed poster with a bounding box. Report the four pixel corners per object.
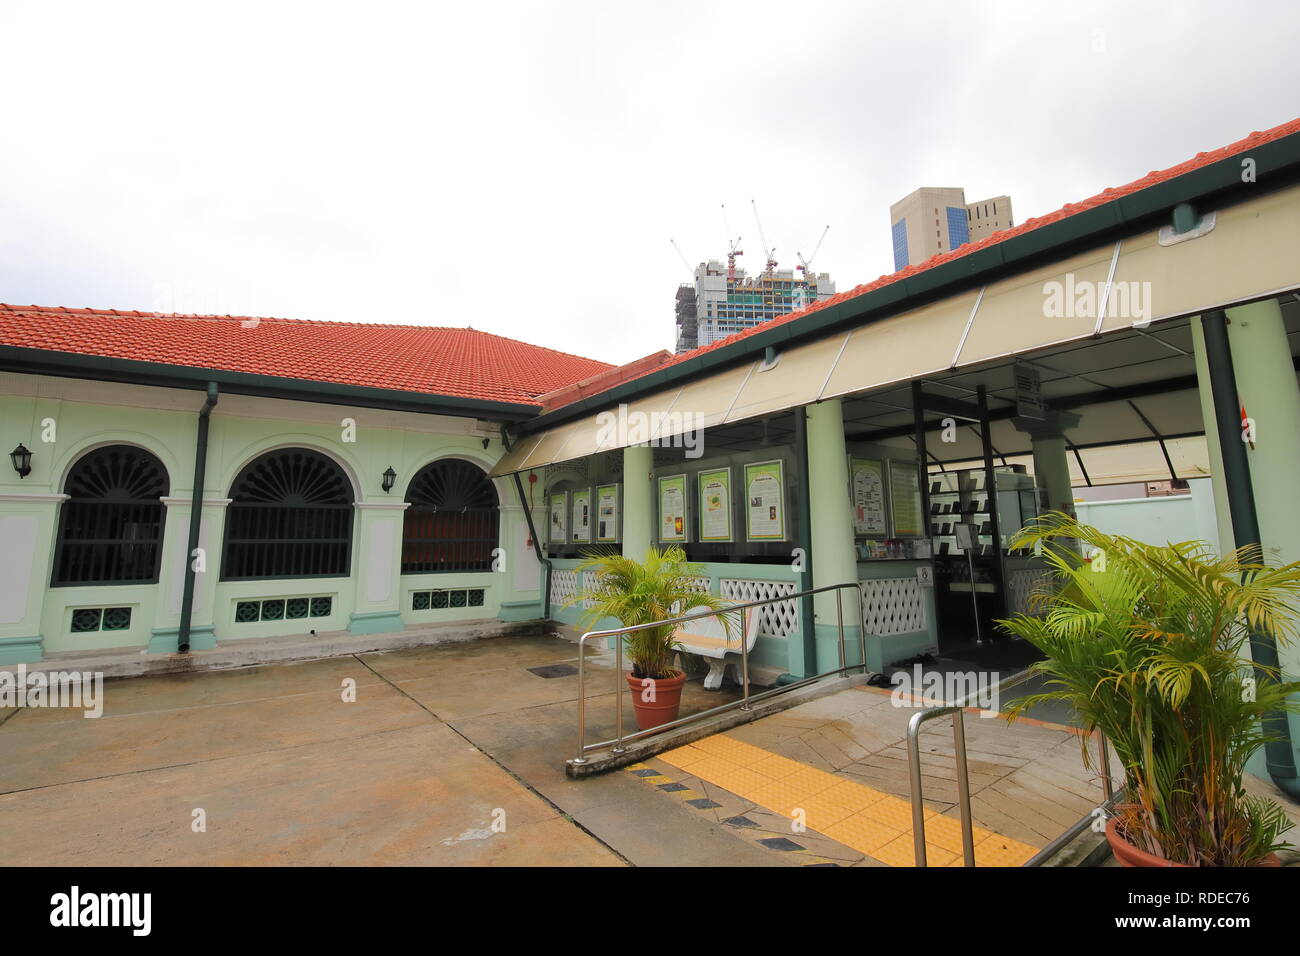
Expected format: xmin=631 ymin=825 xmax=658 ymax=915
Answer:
xmin=888 ymin=460 xmax=924 ymax=537
xmin=595 ymin=483 xmax=620 ymax=543
xmin=744 ymin=459 xmax=786 ymax=541
xmin=850 ymin=458 xmax=886 ymax=535
xmin=658 ymin=474 xmax=687 ymax=542
xmin=548 ymin=491 xmax=568 ymax=543
xmin=571 ymin=487 xmax=592 ymax=543
xmin=697 ymin=467 xmax=733 ymax=542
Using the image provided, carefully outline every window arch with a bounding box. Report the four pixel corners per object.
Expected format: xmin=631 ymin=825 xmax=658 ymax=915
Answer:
xmin=222 ymin=448 xmax=354 ymax=580
xmin=402 ymin=458 xmax=499 ymax=574
xmin=52 ymin=445 xmax=169 ymax=586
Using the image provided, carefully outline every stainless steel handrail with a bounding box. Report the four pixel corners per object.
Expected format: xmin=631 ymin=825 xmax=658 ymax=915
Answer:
xmin=905 ymin=666 xmax=1036 ymax=867
xmin=906 ymin=665 xmax=1117 ymax=866
xmin=568 ymin=580 xmax=868 ymax=766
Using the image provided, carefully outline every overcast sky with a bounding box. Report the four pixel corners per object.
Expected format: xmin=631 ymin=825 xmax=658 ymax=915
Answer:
xmin=2 ymin=1 xmax=1298 ymax=366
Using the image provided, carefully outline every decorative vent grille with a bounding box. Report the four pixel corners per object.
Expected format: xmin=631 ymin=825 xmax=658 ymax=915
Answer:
xmin=70 ymin=606 xmax=133 ymax=633
xmin=235 ymin=595 xmax=333 ymax=623
xmin=859 ymin=578 xmax=926 ymax=636
xmin=720 ymin=578 xmax=798 ymax=638
xmin=411 ymin=588 xmax=486 ymax=610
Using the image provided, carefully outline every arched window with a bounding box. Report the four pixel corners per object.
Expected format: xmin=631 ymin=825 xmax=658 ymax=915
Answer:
xmin=402 ymin=458 xmax=499 ymax=573
xmin=222 ymin=448 xmax=354 ymax=580
xmin=52 ymin=445 xmax=169 ymax=586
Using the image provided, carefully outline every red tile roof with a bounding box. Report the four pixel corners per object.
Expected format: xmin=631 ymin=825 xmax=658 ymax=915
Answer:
xmin=543 ymin=115 xmax=1300 ymax=411
xmin=0 ymin=305 xmax=613 ymax=407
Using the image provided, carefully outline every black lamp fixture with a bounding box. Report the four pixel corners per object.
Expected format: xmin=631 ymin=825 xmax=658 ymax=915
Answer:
xmin=381 ymin=466 xmax=397 ymax=494
xmin=10 ymin=443 xmax=32 ymax=479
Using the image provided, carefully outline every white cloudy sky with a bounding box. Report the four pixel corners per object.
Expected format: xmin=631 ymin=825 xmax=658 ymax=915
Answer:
xmin=2 ymin=0 xmax=1298 ymax=366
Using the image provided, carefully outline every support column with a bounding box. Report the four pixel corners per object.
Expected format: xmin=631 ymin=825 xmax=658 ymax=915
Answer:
xmin=806 ymin=399 xmax=861 ymax=672
xmin=1013 ymin=411 xmax=1081 ymax=521
xmin=1191 ymin=316 xmax=1236 ymax=555
xmin=0 ymin=493 xmax=64 ymax=664
xmin=347 ymin=501 xmax=409 ymax=635
xmin=621 ymin=444 xmax=654 ymax=561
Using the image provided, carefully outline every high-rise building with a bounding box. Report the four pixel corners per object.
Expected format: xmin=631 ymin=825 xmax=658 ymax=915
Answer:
xmin=889 ymin=187 xmax=1013 ymax=272
xmin=676 ymin=259 xmax=836 ymax=352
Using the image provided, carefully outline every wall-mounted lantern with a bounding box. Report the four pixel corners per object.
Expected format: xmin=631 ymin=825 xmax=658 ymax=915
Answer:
xmin=10 ymin=443 xmax=32 ymax=479
xmin=381 ymin=466 xmax=397 ymax=494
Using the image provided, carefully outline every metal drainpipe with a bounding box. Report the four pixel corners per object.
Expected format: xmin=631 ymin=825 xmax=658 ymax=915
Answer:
xmin=500 ymin=432 xmax=551 ymax=619
xmin=178 ymin=382 xmax=219 ymax=653
xmin=793 ymin=406 xmax=817 ymax=679
xmin=1201 ymin=310 xmax=1300 ymax=801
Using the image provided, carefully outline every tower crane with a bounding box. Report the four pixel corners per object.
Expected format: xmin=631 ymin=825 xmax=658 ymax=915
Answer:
xmin=751 ymin=200 xmax=778 ymax=276
xmin=720 ymin=204 xmax=743 ymax=282
xmin=796 ymin=225 xmax=830 ymax=295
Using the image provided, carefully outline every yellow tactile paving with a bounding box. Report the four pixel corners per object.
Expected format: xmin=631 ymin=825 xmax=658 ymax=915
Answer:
xmin=658 ymin=731 xmax=1042 ymax=867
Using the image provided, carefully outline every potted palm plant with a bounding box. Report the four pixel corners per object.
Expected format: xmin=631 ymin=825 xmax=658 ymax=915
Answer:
xmin=572 ymin=546 xmax=734 ymax=730
xmin=1000 ymin=513 xmax=1300 ymax=867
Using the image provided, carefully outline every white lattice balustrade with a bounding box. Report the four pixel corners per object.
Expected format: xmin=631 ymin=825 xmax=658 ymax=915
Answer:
xmin=859 ymin=578 xmax=927 ymax=636
xmin=720 ymin=578 xmax=799 ymax=638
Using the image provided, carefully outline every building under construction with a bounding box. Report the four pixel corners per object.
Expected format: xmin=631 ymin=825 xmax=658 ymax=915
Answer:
xmin=676 ymin=260 xmax=837 ymax=352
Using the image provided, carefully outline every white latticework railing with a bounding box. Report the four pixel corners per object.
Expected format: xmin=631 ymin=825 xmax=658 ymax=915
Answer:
xmin=1009 ymin=568 xmax=1053 ymax=617
xmin=720 ymin=578 xmax=799 ymax=638
xmin=859 ymin=578 xmax=927 ymax=636
xmin=551 ymin=569 xmax=578 ymax=608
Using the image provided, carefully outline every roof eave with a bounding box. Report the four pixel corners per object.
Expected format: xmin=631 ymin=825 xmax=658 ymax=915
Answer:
xmin=0 ymin=345 xmax=542 ymax=421
xmin=518 ymin=128 xmax=1300 ymax=435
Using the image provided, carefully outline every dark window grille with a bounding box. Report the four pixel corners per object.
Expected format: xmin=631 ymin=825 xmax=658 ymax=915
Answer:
xmin=402 ymin=458 xmax=499 ymax=574
xmin=221 ymin=449 xmax=354 ymax=580
xmin=52 ymin=446 xmax=168 ymax=586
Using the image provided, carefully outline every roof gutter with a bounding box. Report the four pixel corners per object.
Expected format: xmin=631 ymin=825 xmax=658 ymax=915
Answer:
xmin=0 ymin=345 xmax=542 ymax=422
xmin=519 ymin=129 xmax=1300 ymax=434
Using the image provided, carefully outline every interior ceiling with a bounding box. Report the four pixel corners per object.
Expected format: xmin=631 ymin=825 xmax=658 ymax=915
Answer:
xmin=691 ymin=294 xmax=1300 ymax=482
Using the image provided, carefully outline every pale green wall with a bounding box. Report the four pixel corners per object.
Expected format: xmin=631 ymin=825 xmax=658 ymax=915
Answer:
xmin=0 ymin=373 xmax=543 ymax=661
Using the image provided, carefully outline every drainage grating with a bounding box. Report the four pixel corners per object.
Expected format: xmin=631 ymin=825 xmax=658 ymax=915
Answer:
xmin=527 ymin=663 xmax=579 ymax=679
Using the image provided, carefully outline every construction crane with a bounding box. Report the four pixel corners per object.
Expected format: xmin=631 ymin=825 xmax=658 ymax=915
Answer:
xmin=751 ymin=200 xmax=778 ymax=276
xmin=720 ymin=204 xmax=743 ymax=282
xmin=669 ymin=239 xmax=696 ymax=280
xmin=797 ymin=225 xmax=830 ymax=295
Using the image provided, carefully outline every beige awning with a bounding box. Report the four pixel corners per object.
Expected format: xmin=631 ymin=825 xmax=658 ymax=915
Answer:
xmin=491 ymin=186 xmax=1300 ymax=478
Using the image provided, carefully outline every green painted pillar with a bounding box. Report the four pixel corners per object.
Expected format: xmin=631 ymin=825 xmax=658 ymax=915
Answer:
xmin=1013 ymin=412 xmax=1079 ymax=520
xmin=806 ymin=399 xmax=861 ymax=671
xmin=1224 ymin=299 xmax=1300 ymax=761
xmin=622 ymin=444 xmax=654 ymax=562
xmin=1191 ymin=316 xmax=1236 ymax=555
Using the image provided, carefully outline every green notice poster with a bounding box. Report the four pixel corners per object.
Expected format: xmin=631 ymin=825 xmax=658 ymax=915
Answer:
xmin=889 ymin=461 xmax=923 ymax=537
xmin=596 ymin=483 xmax=620 ymax=543
xmin=658 ymin=474 xmax=687 ymax=542
xmin=571 ymin=488 xmax=592 ymax=543
xmin=744 ymin=459 xmax=786 ymax=541
xmin=698 ymin=468 xmax=732 ymax=542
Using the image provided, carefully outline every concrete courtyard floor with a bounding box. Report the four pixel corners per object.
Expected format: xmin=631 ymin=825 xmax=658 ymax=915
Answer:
xmin=9 ymin=630 xmax=1290 ymax=866
xmin=0 ymin=630 xmax=782 ymax=866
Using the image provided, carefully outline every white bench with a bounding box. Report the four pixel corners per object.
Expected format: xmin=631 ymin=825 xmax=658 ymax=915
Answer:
xmin=673 ymin=605 xmax=761 ymax=691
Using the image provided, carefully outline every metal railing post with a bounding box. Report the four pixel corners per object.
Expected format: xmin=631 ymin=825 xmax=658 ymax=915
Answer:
xmin=613 ymin=630 xmax=625 ymax=753
xmin=856 ymin=583 xmax=867 ymax=672
xmin=907 ymin=711 xmax=928 ymax=867
xmin=1097 ymin=732 xmax=1113 ymax=802
xmin=836 ymin=588 xmax=846 ymax=674
xmin=574 ymin=634 xmax=589 ymax=764
xmin=740 ymin=608 xmax=751 ymax=711
xmin=952 ymin=708 xmax=976 ymax=867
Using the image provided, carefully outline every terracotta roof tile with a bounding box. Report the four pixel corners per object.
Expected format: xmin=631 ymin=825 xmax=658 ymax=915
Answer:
xmin=0 ymin=306 xmax=612 ymax=407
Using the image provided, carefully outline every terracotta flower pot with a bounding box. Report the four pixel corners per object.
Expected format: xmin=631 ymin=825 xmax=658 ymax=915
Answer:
xmin=626 ymin=669 xmax=686 ymax=731
xmin=1105 ymin=816 xmax=1282 ymax=867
